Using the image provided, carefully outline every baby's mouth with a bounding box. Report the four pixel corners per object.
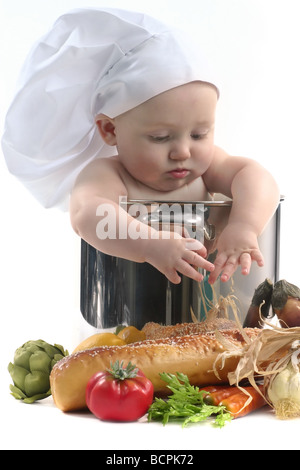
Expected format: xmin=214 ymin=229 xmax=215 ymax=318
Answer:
xmin=168 ymin=168 xmax=189 ymax=179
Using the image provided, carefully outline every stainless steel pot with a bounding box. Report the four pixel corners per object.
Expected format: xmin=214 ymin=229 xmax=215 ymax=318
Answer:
xmin=80 ymin=197 xmax=284 ymax=329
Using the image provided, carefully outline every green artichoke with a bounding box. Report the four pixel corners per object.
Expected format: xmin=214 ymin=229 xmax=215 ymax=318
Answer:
xmin=8 ymin=340 xmax=68 ymax=404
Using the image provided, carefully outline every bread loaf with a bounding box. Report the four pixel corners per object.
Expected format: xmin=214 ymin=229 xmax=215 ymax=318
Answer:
xmin=142 ymin=318 xmax=238 ymax=340
xmin=50 ymin=328 xmax=259 ymax=412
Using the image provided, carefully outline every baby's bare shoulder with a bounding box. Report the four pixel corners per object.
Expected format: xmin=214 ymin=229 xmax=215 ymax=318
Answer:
xmin=71 ymin=156 xmax=128 ymax=203
xmin=74 ymin=157 xmax=125 ymax=186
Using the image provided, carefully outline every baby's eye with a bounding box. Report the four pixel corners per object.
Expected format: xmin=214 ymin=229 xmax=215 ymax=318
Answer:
xmin=191 ymin=132 xmax=207 ymax=140
xmin=149 ymin=135 xmax=169 ymax=142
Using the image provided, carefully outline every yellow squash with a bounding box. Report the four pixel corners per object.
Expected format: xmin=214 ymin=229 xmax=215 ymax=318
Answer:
xmin=117 ymin=326 xmax=146 ymax=344
xmin=73 ymin=333 xmax=126 ymax=353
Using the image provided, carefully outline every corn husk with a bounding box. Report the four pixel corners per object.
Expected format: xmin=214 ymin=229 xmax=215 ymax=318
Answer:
xmin=194 ymin=280 xmax=300 ymax=418
xmin=214 ymin=311 xmax=300 ymax=416
xmin=192 ymin=278 xmax=244 ymax=322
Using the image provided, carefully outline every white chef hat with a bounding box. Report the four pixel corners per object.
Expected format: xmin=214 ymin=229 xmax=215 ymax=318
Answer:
xmin=2 ymin=7 xmax=218 ymax=210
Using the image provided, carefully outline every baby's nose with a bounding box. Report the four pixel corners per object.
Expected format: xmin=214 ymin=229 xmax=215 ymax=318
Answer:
xmin=169 ymin=141 xmax=191 ymax=160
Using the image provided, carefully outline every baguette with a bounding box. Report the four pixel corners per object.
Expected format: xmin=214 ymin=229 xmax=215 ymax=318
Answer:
xmin=50 ymin=328 xmax=260 ymax=412
xmin=142 ymin=318 xmax=238 ymax=340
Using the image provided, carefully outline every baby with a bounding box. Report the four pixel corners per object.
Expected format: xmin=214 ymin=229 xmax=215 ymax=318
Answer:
xmin=70 ymin=81 xmax=279 ymax=285
xmin=2 ymin=8 xmax=280 ymax=285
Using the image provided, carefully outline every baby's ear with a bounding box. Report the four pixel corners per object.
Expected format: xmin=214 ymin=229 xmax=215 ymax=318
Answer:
xmin=95 ymin=114 xmax=117 ymax=145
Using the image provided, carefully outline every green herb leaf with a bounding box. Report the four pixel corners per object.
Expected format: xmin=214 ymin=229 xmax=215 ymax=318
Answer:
xmin=148 ymin=372 xmax=232 ymax=428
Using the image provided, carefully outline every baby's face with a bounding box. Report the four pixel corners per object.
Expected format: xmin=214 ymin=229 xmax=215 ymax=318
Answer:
xmin=113 ymin=82 xmax=217 ymax=192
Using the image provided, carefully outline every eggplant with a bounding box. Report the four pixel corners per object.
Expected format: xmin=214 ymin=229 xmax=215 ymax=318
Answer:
xmin=271 ymin=279 xmax=300 ymax=328
xmin=243 ymin=278 xmax=273 ymax=328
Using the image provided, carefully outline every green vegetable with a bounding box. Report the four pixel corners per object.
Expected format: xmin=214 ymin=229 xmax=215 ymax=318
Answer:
xmin=147 ymin=372 xmax=232 ymax=428
xmin=8 ymin=340 xmax=68 ymax=404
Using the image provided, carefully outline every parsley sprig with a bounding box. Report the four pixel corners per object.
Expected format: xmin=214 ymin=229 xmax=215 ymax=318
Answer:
xmin=147 ymin=372 xmax=232 ymax=428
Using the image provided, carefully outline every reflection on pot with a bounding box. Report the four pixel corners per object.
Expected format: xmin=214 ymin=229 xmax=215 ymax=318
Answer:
xmin=80 ymin=196 xmax=284 ymax=330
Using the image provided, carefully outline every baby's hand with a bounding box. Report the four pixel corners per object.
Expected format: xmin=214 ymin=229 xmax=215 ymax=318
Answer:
xmin=208 ymin=223 xmax=264 ymax=284
xmin=145 ymin=231 xmax=215 ymax=284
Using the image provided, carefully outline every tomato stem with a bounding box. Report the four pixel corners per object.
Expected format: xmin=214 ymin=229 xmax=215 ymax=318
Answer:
xmin=107 ymin=360 xmax=138 ymax=380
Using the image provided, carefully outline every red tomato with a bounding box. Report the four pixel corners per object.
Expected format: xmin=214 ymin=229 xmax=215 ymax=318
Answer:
xmin=85 ymin=361 xmax=154 ymax=421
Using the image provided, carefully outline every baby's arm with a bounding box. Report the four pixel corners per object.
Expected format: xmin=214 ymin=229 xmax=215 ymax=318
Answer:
xmin=203 ymin=147 xmax=280 ymax=284
xmin=70 ymin=159 xmax=214 ymax=284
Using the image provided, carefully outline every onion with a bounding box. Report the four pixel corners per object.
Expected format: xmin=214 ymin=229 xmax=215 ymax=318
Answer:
xmin=266 ymin=344 xmax=300 ymax=419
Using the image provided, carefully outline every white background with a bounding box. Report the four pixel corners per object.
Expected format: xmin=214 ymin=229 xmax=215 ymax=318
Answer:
xmin=1 ymin=0 xmax=300 ymax=450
